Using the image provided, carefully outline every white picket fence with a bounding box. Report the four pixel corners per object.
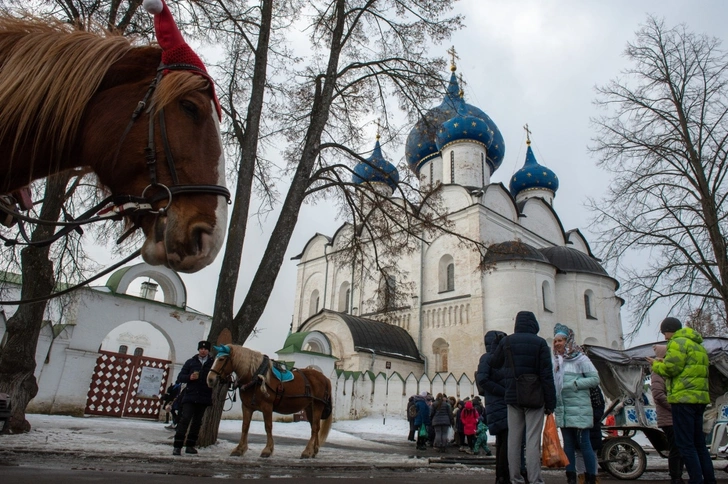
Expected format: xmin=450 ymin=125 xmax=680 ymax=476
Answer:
xmin=222 ymin=369 xmax=479 ymax=421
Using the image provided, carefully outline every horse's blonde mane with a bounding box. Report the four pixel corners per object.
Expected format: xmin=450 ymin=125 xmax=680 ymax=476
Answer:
xmin=230 ymin=345 xmax=269 ymax=395
xmin=0 ymin=17 xmax=132 ymax=170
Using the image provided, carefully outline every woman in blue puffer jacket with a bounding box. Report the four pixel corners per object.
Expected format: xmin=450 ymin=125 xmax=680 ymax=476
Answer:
xmin=413 ymin=391 xmax=431 ymax=451
xmin=552 ymin=323 xmax=600 ymax=484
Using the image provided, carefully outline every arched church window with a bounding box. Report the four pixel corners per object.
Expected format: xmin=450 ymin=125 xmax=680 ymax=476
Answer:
xmin=542 ymin=280 xmax=553 ymax=312
xmin=380 ymin=274 xmax=396 ymax=311
xmin=438 ymin=255 xmax=455 ymax=293
xmin=450 ymin=151 xmax=455 ymax=183
xmin=584 ymin=290 xmax=596 ymax=319
xmin=432 ymin=338 xmax=449 ymax=373
xmin=309 ymin=289 xmax=320 ymax=317
xmin=338 ymin=282 xmax=351 ymax=313
xmin=133 ymin=347 xmax=144 ymax=357
xmin=118 ymin=345 xmax=128 ymax=355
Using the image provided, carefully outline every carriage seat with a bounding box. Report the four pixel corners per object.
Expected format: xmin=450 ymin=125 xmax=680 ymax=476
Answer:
xmin=271 ymin=360 xmax=294 ymax=383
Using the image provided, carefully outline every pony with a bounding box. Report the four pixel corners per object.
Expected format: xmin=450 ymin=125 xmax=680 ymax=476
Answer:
xmin=207 ymin=344 xmax=333 ymax=459
xmin=0 ymin=14 xmax=228 ymax=273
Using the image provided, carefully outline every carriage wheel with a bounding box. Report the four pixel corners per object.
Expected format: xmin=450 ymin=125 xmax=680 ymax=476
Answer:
xmin=599 ymin=437 xmax=647 ymax=480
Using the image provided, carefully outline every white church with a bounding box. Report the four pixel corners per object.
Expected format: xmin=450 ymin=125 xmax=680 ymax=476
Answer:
xmin=277 ymin=62 xmax=625 ymax=382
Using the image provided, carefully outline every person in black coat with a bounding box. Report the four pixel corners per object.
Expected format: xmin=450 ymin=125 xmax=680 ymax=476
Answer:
xmin=490 ymin=311 xmax=556 ymax=484
xmin=173 ymin=340 xmax=214 ymax=455
xmin=477 ymin=330 xmax=510 ymax=484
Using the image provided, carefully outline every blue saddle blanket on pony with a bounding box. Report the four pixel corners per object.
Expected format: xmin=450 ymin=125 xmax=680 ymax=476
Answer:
xmin=271 ymin=360 xmax=294 ymax=382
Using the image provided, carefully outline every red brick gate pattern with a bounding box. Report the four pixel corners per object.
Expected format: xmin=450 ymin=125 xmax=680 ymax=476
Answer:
xmin=84 ymin=351 xmax=170 ymax=419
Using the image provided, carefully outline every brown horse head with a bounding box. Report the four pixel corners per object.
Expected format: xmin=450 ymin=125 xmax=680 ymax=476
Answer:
xmin=0 ymin=18 xmax=228 ymax=273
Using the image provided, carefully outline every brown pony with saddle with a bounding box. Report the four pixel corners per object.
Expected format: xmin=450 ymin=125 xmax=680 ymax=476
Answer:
xmin=0 ymin=0 xmax=229 ymax=273
xmin=207 ymin=344 xmax=333 ymax=459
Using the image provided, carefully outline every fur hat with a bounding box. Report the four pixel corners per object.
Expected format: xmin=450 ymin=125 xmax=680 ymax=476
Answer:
xmin=660 ymin=317 xmax=682 ymax=334
xmin=198 ymin=340 xmax=211 ymax=350
xmin=142 ymin=0 xmax=221 ymax=119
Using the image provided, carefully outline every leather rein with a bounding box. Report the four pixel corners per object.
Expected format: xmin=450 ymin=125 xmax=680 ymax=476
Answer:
xmin=0 ymin=62 xmax=231 ymax=249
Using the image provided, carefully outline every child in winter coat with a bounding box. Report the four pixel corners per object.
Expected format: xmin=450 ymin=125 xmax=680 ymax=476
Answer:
xmin=473 ymin=420 xmax=492 ymax=456
xmin=460 ymin=400 xmax=480 ymax=454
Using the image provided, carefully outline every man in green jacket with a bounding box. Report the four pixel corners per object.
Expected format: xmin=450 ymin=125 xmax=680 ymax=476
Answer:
xmin=648 ymin=317 xmax=716 ymax=484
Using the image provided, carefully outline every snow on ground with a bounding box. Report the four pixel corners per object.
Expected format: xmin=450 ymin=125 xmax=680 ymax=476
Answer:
xmin=0 ymin=414 xmax=422 ymax=465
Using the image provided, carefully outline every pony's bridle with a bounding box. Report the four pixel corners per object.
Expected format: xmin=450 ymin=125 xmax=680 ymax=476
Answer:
xmin=111 ymin=62 xmax=231 ymax=243
xmin=0 ymin=62 xmax=231 ymax=248
xmin=209 ymin=355 xmax=233 ymax=384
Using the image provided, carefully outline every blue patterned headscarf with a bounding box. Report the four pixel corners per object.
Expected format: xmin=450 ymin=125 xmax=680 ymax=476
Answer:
xmin=553 ymin=323 xmax=582 ymax=360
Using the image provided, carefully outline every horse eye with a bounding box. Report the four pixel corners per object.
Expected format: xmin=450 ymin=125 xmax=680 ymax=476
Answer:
xmin=180 ymin=100 xmax=199 ymax=120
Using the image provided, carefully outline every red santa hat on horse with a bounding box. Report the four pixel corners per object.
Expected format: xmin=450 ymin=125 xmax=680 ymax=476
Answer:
xmin=142 ymin=0 xmax=221 ymax=119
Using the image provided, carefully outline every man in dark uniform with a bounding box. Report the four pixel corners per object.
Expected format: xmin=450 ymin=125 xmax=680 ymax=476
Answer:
xmin=173 ymin=340 xmax=213 ymax=455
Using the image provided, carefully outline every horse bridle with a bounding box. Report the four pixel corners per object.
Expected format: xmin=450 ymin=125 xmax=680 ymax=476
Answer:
xmin=0 ymin=62 xmax=231 ymax=248
xmin=111 ymin=62 xmax=231 ymax=242
xmin=209 ymin=354 xmax=234 ymax=384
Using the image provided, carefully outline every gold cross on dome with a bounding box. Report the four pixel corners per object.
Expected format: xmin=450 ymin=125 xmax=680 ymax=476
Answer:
xmin=374 ymin=118 xmax=383 ymax=140
xmin=447 ymin=46 xmax=459 ymax=71
xmin=523 ymin=123 xmax=532 ymax=145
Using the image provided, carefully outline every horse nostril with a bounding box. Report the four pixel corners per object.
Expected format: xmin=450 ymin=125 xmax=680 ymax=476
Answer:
xmin=190 ymin=224 xmax=213 ymax=255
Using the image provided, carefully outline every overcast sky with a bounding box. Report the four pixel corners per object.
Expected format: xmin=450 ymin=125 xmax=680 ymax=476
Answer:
xmin=98 ymin=1 xmax=728 ymax=358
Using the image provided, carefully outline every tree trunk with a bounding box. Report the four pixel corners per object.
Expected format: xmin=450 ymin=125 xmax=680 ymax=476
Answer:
xmin=233 ymin=0 xmax=347 ymax=343
xmin=197 ymin=379 xmax=229 ymax=446
xmin=198 ymin=0 xmax=273 ymax=447
xmin=0 ymin=175 xmax=68 ymax=433
xmin=207 ymin=0 xmax=273 ymax=347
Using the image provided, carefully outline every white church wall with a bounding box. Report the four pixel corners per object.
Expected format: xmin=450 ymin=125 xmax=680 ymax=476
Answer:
xmin=551 ymin=272 xmax=622 ymax=348
xmin=441 ymin=143 xmax=488 ymax=187
xmin=566 ymin=231 xmax=590 ymax=255
xmin=419 ymin=156 xmax=444 ymax=187
xmin=297 ymin=267 xmax=325 ymax=327
xmin=439 ymin=185 xmax=475 ymax=213
xmin=482 ymin=262 xmax=557 ymax=337
xmin=519 ymin=199 xmax=565 ymax=246
xmin=482 ymin=185 xmax=519 ymax=222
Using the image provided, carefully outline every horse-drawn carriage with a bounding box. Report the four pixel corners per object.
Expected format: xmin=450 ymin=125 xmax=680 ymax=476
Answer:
xmin=583 ymin=338 xmax=728 ymax=480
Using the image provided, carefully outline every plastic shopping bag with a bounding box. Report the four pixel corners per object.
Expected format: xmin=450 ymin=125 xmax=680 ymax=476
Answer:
xmin=418 ymin=424 xmax=428 ymax=438
xmin=541 ymin=414 xmax=569 ymax=468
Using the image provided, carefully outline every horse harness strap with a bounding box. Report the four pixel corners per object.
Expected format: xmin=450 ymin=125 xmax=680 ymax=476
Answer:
xmin=233 ymin=355 xmax=270 ymax=393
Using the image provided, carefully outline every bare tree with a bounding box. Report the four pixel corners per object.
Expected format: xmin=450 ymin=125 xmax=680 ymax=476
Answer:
xmin=194 ymin=0 xmax=463 ymax=445
xmin=589 ymin=16 xmax=728 ymax=336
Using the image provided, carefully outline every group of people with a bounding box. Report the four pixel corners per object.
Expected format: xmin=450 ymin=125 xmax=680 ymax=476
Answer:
xmin=406 ymin=390 xmax=491 ymax=455
xmin=467 ymin=310 xmax=715 ymax=484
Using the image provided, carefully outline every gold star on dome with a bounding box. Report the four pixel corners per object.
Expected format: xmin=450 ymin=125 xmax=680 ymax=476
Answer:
xmin=543 ymin=172 xmax=547 ymax=176
xmin=453 ymin=122 xmax=459 ymax=128
xmin=471 ymin=121 xmax=477 ymax=127
xmin=417 ymin=143 xmax=422 ymax=148
xmin=526 ymin=173 xmax=532 ymax=177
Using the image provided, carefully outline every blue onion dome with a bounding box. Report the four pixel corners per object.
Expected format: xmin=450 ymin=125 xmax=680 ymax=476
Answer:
xmin=352 ymin=138 xmax=399 ymax=190
xmin=405 ymin=70 xmax=505 ymax=175
xmin=435 ymin=94 xmax=494 ymax=153
xmin=509 ymin=142 xmax=559 ymax=197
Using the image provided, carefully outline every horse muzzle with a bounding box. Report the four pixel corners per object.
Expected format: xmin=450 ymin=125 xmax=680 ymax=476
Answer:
xmin=140 ymin=208 xmax=225 ymax=273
